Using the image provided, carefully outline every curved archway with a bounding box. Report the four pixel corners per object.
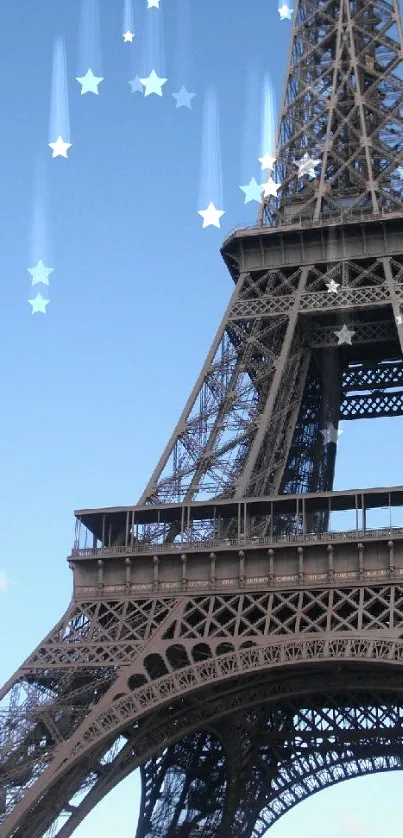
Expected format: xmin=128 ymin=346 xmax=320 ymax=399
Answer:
xmin=11 ymin=659 xmax=403 ymax=838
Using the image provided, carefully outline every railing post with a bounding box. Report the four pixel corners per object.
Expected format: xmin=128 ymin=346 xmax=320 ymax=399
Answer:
xmin=327 ymin=545 xmax=334 ymax=581
xmin=97 ymin=559 xmax=104 ymax=592
xmin=298 ymin=546 xmax=304 ymax=583
xmin=210 ymin=553 xmax=216 ymax=588
xmin=388 ymin=540 xmax=395 ymax=577
xmin=268 ymin=549 xmax=274 ymax=583
xmin=153 ymin=556 xmax=159 ymax=590
xmin=358 ymin=543 xmax=364 ymax=579
xmin=125 ymin=557 xmax=131 ymax=591
xmin=181 ymin=554 xmax=187 ymax=588
xmin=239 ymin=551 xmax=245 ymax=585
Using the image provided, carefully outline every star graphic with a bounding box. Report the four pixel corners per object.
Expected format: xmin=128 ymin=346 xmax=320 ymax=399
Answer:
xmin=295 ymin=152 xmax=321 ymax=179
xmin=334 ymin=324 xmax=355 ymax=345
xmin=396 ymin=314 xmax=403 ymax=326
xmin=278 ymin=4 xmax=293 ymax=19
xmin=129 ymin=76 xmax=143 ymax=94
xmin=198 ymin=202 xmax=225 ymax=229
xmin=262 ymin=177 xmax=281 ymax=198
xmin=140 ymin=69 xmax=167 ymax=97
xmin=172 ymin=86 xmax=195 ymax=109
xmin=76 ymin=68 xmax=104 ymax=95
xmin=259 ymin=154 xmax=276 ymax=171
xmin=123 ymin=31 xmax=135 ymax=42
xmin=326 ymin=279 xmax=340 ymax=293
xmin=320 ymin=423 xmax=343 ymax=445
xmin=27 ymin=259 xmax=54 ymax=287
xmin=28 ymin=293 xmax=50 ymax=314
xmin=48 ymin=136 xmax=72 ymax=158
xmin=239 ymin=178 xmax=264 ymax=204
xmin=147 ymin=0 xmax=160 ymax=7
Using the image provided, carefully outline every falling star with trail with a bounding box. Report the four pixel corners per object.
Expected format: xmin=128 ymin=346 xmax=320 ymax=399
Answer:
xmin=172 ymin=0 xmax=196 ymax=110
xmin=262 ymin=177 xmax=281 ymax=198
xmin=141 ymin=0 xmax=166 ymax=89
xmin=198 ymin=203 xmax=224 ymax=229
xmin=28 ymin=260 xmax=54 ymax=286
xmin=240 ymin=65 xmax=261 ymax=190
xmin=76 ymin=68 xmax=103 ymax=95
xmin=140 ymin=70 xmax=167 ymax=96
xmin=129 ymin=76 xmax=143 ymax=94
xmin=260 ymin=75 xmax=278 ymax=197
xmin=239 ymin=178 xmax=263 ymax=204
xmin=48 ymin=37 xmax=71 ymax=158
xmin=77 ymin=0 xmax=103 ymax=95
xmin=198 ymin=88 xmax=224 ymax=229
xmin=49 ymin=137 xmax=72 ymax=158
xmin=278 ymin=4 xmax=293 ymax=19
xmin=27 ymin=158 xmax=53 ymax=311
xmin=28 ymin=294 xmax=50 ymax=315
xmin=172 ymin=86 xmax=195 ymax=108
xmin=123 ymin=0 xmax=135 ymax=40
xmin=259 ymin=154 xmax=276 ymax=171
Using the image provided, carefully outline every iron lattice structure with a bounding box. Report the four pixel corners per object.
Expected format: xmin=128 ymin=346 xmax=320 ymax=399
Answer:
xmin=4 ymin=0 xmax=403 ymax=834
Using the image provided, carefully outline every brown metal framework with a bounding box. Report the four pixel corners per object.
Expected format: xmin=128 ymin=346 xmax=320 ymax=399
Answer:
xmin=3 ymin=0 xmax=403 ymax=834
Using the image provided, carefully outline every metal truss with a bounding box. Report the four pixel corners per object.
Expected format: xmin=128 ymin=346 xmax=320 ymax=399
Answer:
xmin=3 ymin=583 xmax=403 ymax=835
xmin=259 ymin=0 xmax=403 ymax=226
xmin=139 ymin=252 xmax=403 ymax=506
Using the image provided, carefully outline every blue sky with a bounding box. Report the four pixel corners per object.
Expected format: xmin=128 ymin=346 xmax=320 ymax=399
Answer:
xmin=1 ymin=0 xmax=403 ymax=834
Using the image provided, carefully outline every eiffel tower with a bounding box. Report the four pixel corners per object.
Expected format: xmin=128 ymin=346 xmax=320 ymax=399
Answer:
xmin=4 ymin=0 xmax=403 ymax=835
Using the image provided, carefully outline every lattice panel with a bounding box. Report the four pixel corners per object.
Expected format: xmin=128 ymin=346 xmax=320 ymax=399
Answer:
xmin=260 ymin=0 xmax=403 ymax=226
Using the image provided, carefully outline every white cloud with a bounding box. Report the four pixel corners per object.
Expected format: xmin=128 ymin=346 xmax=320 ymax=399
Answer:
xmin=0 ymin=571 xmax=15 ymax=592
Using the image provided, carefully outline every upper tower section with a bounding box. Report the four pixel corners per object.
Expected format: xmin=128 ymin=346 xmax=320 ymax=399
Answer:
xmin=260 ymin=0 xmax=403 ymax=227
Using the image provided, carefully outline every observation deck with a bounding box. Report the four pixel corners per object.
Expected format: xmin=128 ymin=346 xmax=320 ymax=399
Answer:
xmin=69 ymin=485 xmax=403 ymax=599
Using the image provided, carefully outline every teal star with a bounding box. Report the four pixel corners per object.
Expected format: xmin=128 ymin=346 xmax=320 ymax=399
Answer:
xmin=27 ymin=259 xmax=54 ymax=287
xmin=28 ymin=294 xmax=50 ymax=314
xmin=76 ymin=68 xmax=104 ymax=95
xmin=172 ymin=86 xmax=195 ymax=109
xmin=129 ymin=76 xmax=143 ymax=94
xmin=239 ymin=177 xmax=264 ymax=204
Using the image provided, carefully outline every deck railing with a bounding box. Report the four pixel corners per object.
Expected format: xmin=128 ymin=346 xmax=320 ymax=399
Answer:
xmin=70 ymin=525 xmax=403 ymax=560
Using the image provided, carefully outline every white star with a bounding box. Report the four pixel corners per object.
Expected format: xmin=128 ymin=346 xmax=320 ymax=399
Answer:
xmin=147 ymin=0 xmax=160 ymax=7
xmin=27 ymin=259 xmax=54 ymax=287
xmin=396 ymin=314 xmax=403 ymax=326
xmin=48 ymin=136 xmax=72 ymax=158
xmin=320 ymin=423 xmax=343 ymax=445
xmin=28 ymin=293 xmax=50 ymax=314
xmin=197 ymin=202 xmax=225 ymax=229
xmin=259 ymin=154 xmax=276 ymax=171
xmin=278 ymin=4 xmax=293 ymax=19
xmin=262 ymin=177 xmax=281 ymax=198
xmin=334 ymin=324 xmax=355 ymax=345
xmin=76 ymin=68 xmax=104 ymax=95
xmin=123 ymin=31 xmax=135 ymax=42
xmin=295 ymin=152 xmax=321 ymax=179
xmin=326 ymin=279 xmax=340 ymax=293
xmin=139 ymin=69 xmax=167 ymax=96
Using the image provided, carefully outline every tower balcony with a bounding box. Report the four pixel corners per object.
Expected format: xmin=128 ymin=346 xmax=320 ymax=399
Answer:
xmin=69 ymin=485 xmax=403 ymax=599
